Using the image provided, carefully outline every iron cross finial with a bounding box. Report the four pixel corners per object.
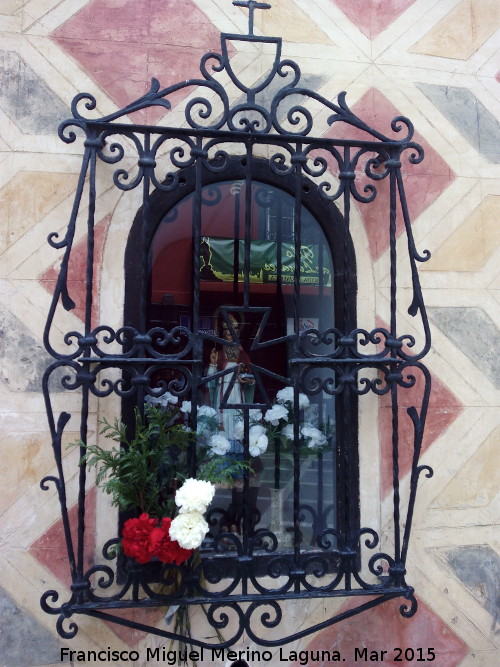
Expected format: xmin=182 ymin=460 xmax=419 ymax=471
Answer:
xmin=233 ymin=0 xmax=271 ymax=35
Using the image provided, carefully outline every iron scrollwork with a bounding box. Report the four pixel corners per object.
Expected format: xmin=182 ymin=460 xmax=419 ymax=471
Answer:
xmin=41 ymin=0 xmax=432 ymax=647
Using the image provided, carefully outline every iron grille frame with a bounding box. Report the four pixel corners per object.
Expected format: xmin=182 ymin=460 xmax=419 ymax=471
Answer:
xmin=41 ymin=0 xmax=432 ymax=647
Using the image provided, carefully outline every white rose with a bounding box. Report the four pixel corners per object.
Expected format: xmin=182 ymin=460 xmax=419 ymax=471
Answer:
xmin=264 ymin=404 xmax=289 ymax=426
xmin=249 ymin=425 xmax=268 ymax=456
xmin=169 ymin=512 xmax=208 ymax=550
xmin=175 ymin=478 xmax=215 ymax=514
xmin=209 ymin=433 xmax=231 ymax=456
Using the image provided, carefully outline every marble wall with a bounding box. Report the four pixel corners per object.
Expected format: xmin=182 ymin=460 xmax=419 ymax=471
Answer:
xmin=0 ymin=1 xmax=498 ymax=665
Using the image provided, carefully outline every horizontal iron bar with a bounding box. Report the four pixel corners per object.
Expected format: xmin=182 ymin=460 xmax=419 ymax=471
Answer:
xmin=78 ymin=357 xmax=201 ymax=364
xmin=290 ymin=357 xmax=404 ymax=365
xmin=68 ymin=586 xmax=411 ymax=613
xmin=84 ymin=119 xmax=409 ymax=150
xmin=77 ymin=356 xmax=404 ymax=365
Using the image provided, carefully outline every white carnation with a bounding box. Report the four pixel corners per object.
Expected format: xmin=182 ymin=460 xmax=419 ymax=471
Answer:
xmin=169 ymin=512 xmax=208 ymax=550
xmin=264 ymin=404 xmax=289 ymax=426
xmin=248 ymin=409 xmax=263 ymax=422
xmin=249 ymin=425 xmax=268 ymax=456
xmin=301 ymin=425 xmax=327 ymax=449
xmin=197 ymin=405 xmax=217 ymax=418
xmin=281 ymin=423 xmax=294 ymax=441
xmin=298 ymin=393 xmax=310 ymax=409
xmin=145 ymin=392 xmax=178 ymax=408
xmin=180 ymin=400 xmax=192 ymax=414
xmin=175 ymin=478 xmax=215 ymax=514
xmin=233 ymin=419 xmax=244 ymax=441
xmin=276 ymin=387 xmax=310 ymax=409
xmin=196 ymin=420 xmax=212 ymax=435
xmin=276 ymin=387 xmax=294 ymax=404
xmin=209 ymin=433 xmax=231 ymax=455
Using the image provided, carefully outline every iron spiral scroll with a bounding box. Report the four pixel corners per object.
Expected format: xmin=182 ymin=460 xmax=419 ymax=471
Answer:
xmin=41 ymin=0 xmax=432 ymax=647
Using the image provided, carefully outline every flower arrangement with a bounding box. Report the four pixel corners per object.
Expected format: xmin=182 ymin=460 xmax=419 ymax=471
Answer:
xmin=232 ymin=386 xmax=332 ymax=458
xmin=76 ymin=386 xmax=330 ymax=567
xmin=76 ymin=395 xmax=250 ymax=566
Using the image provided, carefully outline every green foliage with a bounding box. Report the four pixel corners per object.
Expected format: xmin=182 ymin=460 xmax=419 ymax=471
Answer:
xmin=197 ymin=457 xmax=253 ymax=486
xmin=73 ymin=404 xmax=192 ymax=517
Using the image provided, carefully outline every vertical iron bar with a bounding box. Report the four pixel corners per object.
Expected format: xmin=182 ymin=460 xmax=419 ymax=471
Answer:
xmin=389 ymin=160 xmax=401 ymax=567
xmin=341 ymin=146 xmax=353 ymax=588
xmin=233 ymin=183 xmax=241 ymax=304
xmin=77 ymin=137 xmax=99 ymax=582
xmin=243 ymin=143 xmax=253 ymax=309
xmin=43 ymin=142 xmax=93 ymax=586
xmin=241 ymin=142 xmax=253 ymax=561
xmin=274 ymin=188 xmax=283 ymax=491
xmin=242 ymin=409 xmax=251 ymax=581
xmin=292 ymin=145 xmax=303 ymax=575
xmin=136 ymin=133 xmax=152 ymax=425
xmin=191 ymin=137 xmax=204 ymax=477
xmin=317 ymin=223 xmax=325 ymax=528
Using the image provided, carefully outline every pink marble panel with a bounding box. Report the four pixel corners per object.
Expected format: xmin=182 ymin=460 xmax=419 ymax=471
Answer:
xmin=294 ymin=596 xmax=469 ymax=666
xmin=39 ymin=214 xmax=110 ymax=329
xmin=323 ymin=88 xmax=455 ymax=260
xmin=377 ymin=321 xmax=463 ymax=498
xmin=103 ymin=608 xmax=165 ymax=646
xmin=29 ymin=486 xmax=96 ymax=589
xmin=331 ymin=0 xmax=417 ymax=40
xmin=51 ymin=0 xmax=222 ymax=124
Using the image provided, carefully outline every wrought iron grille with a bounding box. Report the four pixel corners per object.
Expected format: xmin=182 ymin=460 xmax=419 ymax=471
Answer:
xmin=41 ymin=0 xmax=432 ymax=648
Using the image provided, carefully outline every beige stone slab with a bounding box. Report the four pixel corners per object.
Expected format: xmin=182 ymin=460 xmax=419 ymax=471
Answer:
xmin=0 ymin=13 xmax=22 ymax=32
xmin=410 ymin=0 xmax=500 ymax=62
xmin=24 ymin=0 xmax=90 ymax=36
xmin=0 ymin=152 xmax=84 ymax=189
xmin=460 ymin=651 xmax=500 ymax=665
xmin=427 ymin=407 xmax=498 ymax=490
xmin=367 ymin=0 xmax=454 ymax=62
xmin=254 ymin=0 xmax=333 ymax=46
xmin=0 ymin=0 xmax=26 ymax=15
xmin=378 ymin=38 xmax=478 ymax=77
xmin=0 ymin=429 xmax=80 ymax=515
xmin=0 ymin=551 xmax=123 ymax=651
xmin=0 ymin=170 xmax=78 ymax=255
xmin=476 ymin=36 xmax=500 ymax=79
xmin=19 ymin=0 xmax=77 ymax=32
xmin=408 ymin=546 xmax=497 ymax=651
xmin=423 ymin=195 xmax=500 ymax=272
xmin=375 ymin=177 xmax=482 ymax=288
xmin=434 ymin=426 xmax=500 ymax=509
xmin=310 ymin=0 xmax=376 ymax=58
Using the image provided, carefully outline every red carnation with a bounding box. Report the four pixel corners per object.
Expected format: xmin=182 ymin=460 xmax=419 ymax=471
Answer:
xmin=152 ymin=517 xmax=192 ymax=565
xmin=122 ymin=513 xmax=157 ymax=563
xmin=122 ymin=513 xmax=192 ymax=565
